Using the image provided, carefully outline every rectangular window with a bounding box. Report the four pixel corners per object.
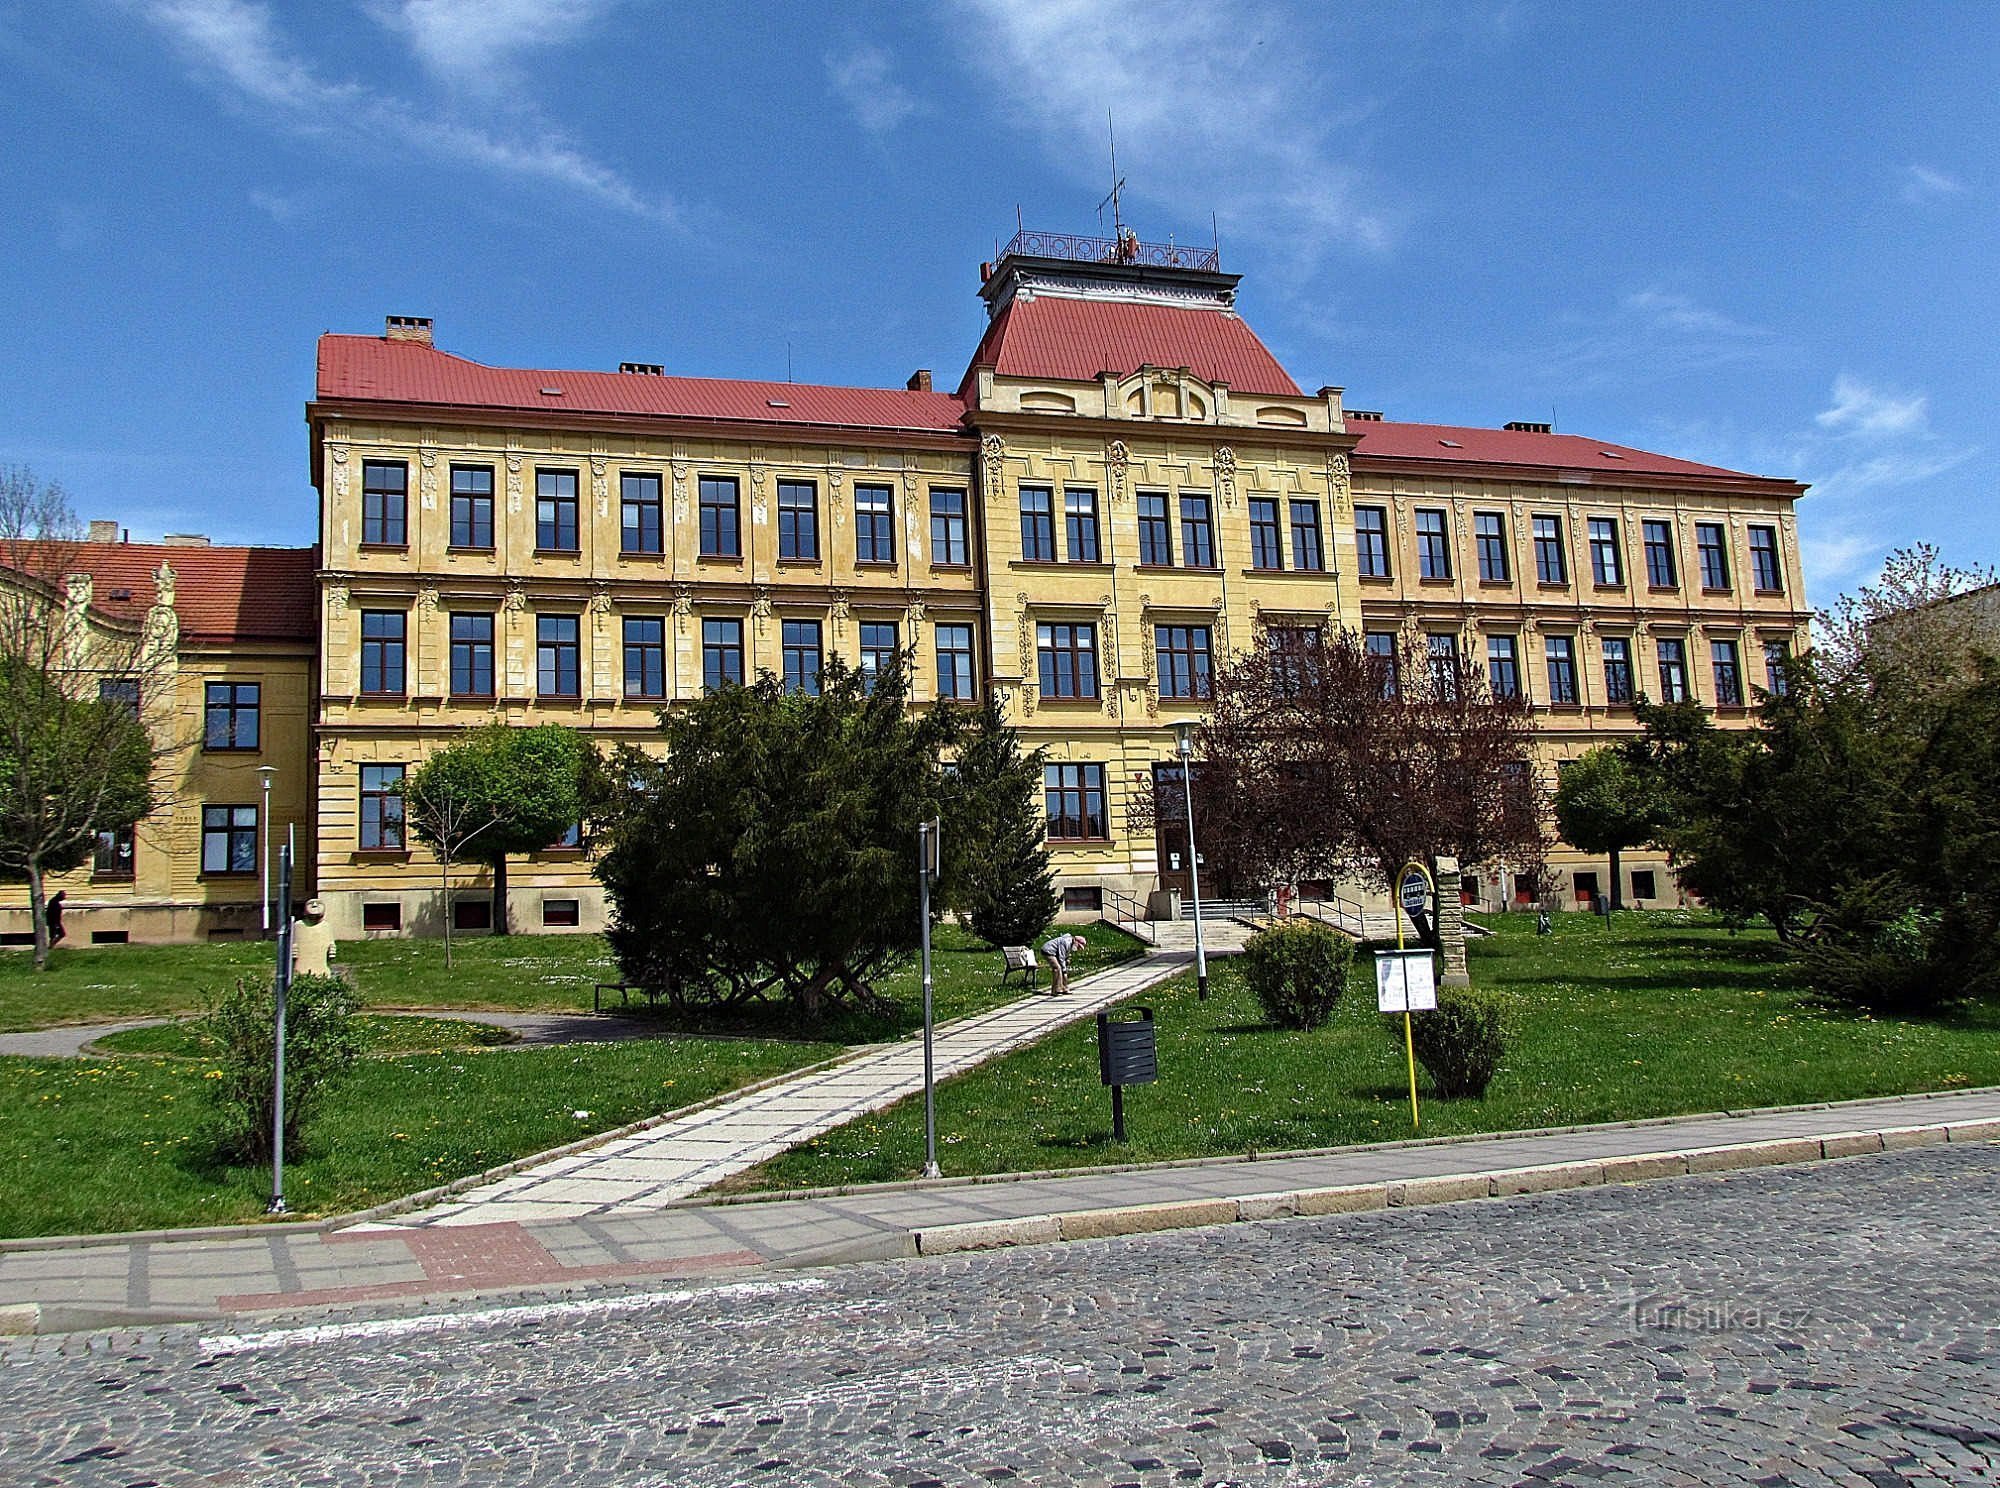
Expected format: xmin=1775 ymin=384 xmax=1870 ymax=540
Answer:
xmin=1602 ymin=636 xmax=1634 ymax=705
xmin=361 ymin=460 xmax=407 ymax=546
xmin=99 ymin=677 xmax=140 ymax=715
xmin=1656 ymin=637 xmax=1690 ymax=703
xmin=623 ymin=616 xmax=666 ymax=699
xmin=620 ymin=472 xmax=664 ymax=555
xmin=359 ymin=763 xmax=405 ymax=850
xmin=1415 ymin=508 xmax=1451 ymax=580
xmin=1763 ymin=638 xmax=1791 ymax=697
xmin=537 ymin=614 xmax=580 ymax=698
xmin=1631 ymin=869 xmax=1658 ymax=901
xmin=1137 ymin=493 xmax=1172 ymax=566
xmin=855 ymin=483 xmax=895 ymax=564
xmin=1019 ymin=487 xmax=1056 ymax=561
xmin=1474 ymin=511 xmax=1510 ymax=582
xmin=201 ymin=804 xmax=258 ymax=874
xmin=453 ymin=899 xmax=493 ymax=932
xmin=936 ymin=622 xmax=975 ymax=700
xmin=1711 ymin=638 xmax=1744 ymax=706
xmin=1267 ymin=625 xmax=1323 ymax=695
xmin=1289 ymin=500 xmax=1325 ymax=572
xmin=1180 ymin=495 xmax=1215 ymax=568
xmin=542 ymin=899 xmax=580 ymax=928
xmin=1589 ymin=517 xmax=1624 ymax=585
xmin=1545 ymin=635 xmax=1579 ymax=705
xmin=929 ymin=488 xmax=968 ymax=566
xmin=1154 ymin=624 xmax=1213 ymax=700
xmin=1533 ymin=515 xmax=1567 ymax=584
xmin=1749 ymin=525 xmax=1783 ymax=592
xmin=360 ymin=611 xmax=406 ymax=696
xmin=1044 ymin=762 xmax=1107 ymax=841
xmin=1063 ymin=886 xmax=1103 ymax=913
xmin=1249 ymin=498 xmax=1284 ymax=570
xmin=859 ymin=620 xmax=900 ymax=693
xmin=1064 ymin=489 xmax=1100 ymax=563
xmin=1364 ymin=629 xmax=1398 ymax=697
xmin=450 ymin=612 xmax=495 ymax=697
xmin=1487 ymin=635 xmax=1520 ymax=699
xmin=701 ymin=618 xmax=743 ymax=691
xmin=94 ymin=824 xmax=134 ymax=879
xmin=1036 ymin=622 xmax=1098 ymax=700
xmin=362 ymin=902 xmax=403 ymax=932
xmin=1695 ymin=522 xmax=1730 ymax=590
xmin=776 ymin=479 xmax=819 ymax=561
xmin=450 ymin=465 xmax=494 ymax=549
xmin=536 ymin=469 xmax=580 ymax=552
xmin=203 ymin=681 xmax=260 ymax=749
xmin=782 ymin=619 xmax=822 ymax=696
xmin=1643 ymin=519 xmax=1678 ymax=587
xmin=699 ymin=476 xmax=740 ymax=558
xmin=1428 ymin=632 xmax=1461 ymax=696
xmin=1354 ymin=506 xmax=1391 ymax=578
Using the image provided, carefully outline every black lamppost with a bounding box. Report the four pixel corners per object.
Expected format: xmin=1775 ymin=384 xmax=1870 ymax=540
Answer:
xmin=1170 ymin=720 xmax=1209 ymax=1001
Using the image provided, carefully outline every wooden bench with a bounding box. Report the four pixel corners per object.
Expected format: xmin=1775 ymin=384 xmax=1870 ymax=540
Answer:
xmin=999 ymin=945 xmax=1039 ymax=988
xmin=593 ymin=981 xmax=666 ymax=1013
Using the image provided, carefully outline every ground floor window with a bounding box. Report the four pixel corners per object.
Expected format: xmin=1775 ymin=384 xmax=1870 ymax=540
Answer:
xmin=1062 ymin=885 xmax=1103 ymax=913
xmin=362 ymin=902 xmax=403 ymax=931
xmin=201 ymin=805 xmax=257 ymax=874
xmin=1631 ymin=869 xmax=1658 ymax=901
xmin=1044 ymin=762 xmax=1107 ymax=841
xmin=542 ymin=899 xmax=580 ymax=927
xmin=453 ymin=898 xmax=493 ymax=932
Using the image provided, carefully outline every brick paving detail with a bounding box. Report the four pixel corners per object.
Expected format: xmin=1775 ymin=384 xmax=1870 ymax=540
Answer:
xmin=5 ymin=1142 xmax=1997 ymax=1486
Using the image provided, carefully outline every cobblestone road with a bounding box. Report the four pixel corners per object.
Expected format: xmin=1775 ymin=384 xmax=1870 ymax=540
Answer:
xmin=5 ymin=1143 xmax=1996 ymax=1487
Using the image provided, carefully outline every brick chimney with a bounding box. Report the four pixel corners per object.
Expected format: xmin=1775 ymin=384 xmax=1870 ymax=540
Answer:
xmin=86 ymin=519 xmax=119 ymax=543
xmin=385 ymin=315 xmax=433 ymax=347
xmin=907 ymin=369 xmax=933 ymax=392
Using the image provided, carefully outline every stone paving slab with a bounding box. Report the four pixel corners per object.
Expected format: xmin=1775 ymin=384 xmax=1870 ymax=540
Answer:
xmin=2 ymin=1086 xmax=1996 ymax=1332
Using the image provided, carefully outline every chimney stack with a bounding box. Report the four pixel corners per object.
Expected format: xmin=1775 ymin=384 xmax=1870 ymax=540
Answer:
xmin=86 ymin=519 xmax=119 ymax=543
xmin=906 ymin=369 xmax=933 ymax=392
xmin=1346 ymin=409 xmax=1384 ymax=422
xmin=385 ymin=315 xmax=433 ymax=347
xmin=619 ymin=361 xmax=665 ymax=375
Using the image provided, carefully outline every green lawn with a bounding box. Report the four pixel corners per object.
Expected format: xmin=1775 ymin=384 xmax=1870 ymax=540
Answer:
xmin=0 ymin=1035 xmax=834 ymax=1238
xmin=730 ymin=911 xmax=2000 ymax=1192
xmin=93 ymin=1014 xmax=518 ymax=1058
xmin=0 ymin=923 xmax=1143 ymax=1034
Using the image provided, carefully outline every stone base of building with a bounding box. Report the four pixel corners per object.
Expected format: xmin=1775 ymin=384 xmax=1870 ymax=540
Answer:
xmin=0 ymin=899 xmax=267 ymax=947
xmin=317 ymin=884 xmax=610 ymax=941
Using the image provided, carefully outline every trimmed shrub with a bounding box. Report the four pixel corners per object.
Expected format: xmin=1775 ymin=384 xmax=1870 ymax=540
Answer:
xmin=203 ymin=972 xmax=363 ymax=1163
xmin=1239 ymin=919 xmax=1355 ymax=1030
xmin=1393 ymin=984 xmax=1510 ymax=1098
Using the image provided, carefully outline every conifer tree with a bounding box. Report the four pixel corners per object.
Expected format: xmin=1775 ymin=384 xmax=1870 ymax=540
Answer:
xmin=951 ymin=697 xmax=1060 ymax=947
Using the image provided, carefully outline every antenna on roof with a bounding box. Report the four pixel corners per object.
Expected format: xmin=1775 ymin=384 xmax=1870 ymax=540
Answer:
xmin=1098 ymin=113 xmax=1127 ymax=237
xmin=786 ymin=340 xmax=793 ymax=384
xmin=1551 ymin=404 xmax=1558 ymax=433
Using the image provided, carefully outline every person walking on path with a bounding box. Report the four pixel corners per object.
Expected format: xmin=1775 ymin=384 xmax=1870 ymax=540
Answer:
xmin=1041 ymin=930 xmax=1081 ymax=994
xmin=45 ymin=891 xmax=65 ymax=946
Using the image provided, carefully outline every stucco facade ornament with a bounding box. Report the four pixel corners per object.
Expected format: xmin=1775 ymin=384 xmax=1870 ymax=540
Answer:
xmin=328 ymin=445 xmax=349 ymax=501
xmin=505 ymin=456 xmax=523 ymax=514
xmin=590 ymin=585 xmax=612 ymax=616
xmin=152 ymin=562 xmax=176 ymax=608
xmin=1106 ymin=440 xmax=1129 ymax=503
xmin=670 ymin=582 xmax=693 ymax=631
xmin=417 ymin=586 xmax=438 ymax=612
xmin=1213 ymin=446 xmax=1238 ymax=507
xmin=326 ymin=583 xmax=348 ymax=616
xmin=751 ymin=585 xmax=772 ymax=635
xmin=670 ymin=460 xmax=689 ymax=521
xmin=503 ymin=581 xmax=526 ymax=612
xmin=905 ymin=597 xmax=926 ymax=629
xmin=1326 ymin=450 xmax=1351 ymax=500
xmin=830 ymin=589 xmax=850 ymax=634
xmin=982 ymin=433 xmax=1006 ymax=492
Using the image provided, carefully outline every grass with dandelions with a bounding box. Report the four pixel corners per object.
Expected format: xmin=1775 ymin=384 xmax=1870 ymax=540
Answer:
xmin=723 ymin=911 xmax=2000 ymax=1194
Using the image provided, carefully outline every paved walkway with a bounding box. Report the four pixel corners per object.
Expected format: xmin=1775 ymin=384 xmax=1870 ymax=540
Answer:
xmin=0 ymin=1009 xmax=674 ymax=1059
xmin=381 ymin=948 xmax=1200 ymax=1228
xmin=3 ymin=1088 xmax=1995 ymax=1333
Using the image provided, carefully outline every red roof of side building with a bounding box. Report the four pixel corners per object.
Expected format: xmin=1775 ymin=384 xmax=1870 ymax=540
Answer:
xmin=960 ymin=295 xmax=1303 ymax=397
xmin=1351 ymin=420 xmax=1791 ymax=485
xmin=316 ymin=335 xmax=969 ymax=433
xmin=0 ymin=542 xmax=318 ymax=644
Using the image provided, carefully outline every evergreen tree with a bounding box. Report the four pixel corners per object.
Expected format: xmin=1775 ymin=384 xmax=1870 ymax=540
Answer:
xmin=951 ymin=697 xmax=1060 ymax=947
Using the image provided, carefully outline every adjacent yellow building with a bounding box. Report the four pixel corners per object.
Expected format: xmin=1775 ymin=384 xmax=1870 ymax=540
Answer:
xmin=1 ymin=231 xmax=1810 ymax=943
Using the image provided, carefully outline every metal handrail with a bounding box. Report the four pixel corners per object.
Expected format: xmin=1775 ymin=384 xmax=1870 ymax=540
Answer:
xmin=1002 ymin=230 xmax=1220 ymax=273
xmin=1288 ymin=891 xmax=1368 ymax=939
xmin=1098 ymin=884 xmax=1158 ymax=945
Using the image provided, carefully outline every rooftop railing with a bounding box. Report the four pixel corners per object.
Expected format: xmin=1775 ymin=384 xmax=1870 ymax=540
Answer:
xmin=1001 ymin=229 xmax=1220 ymax=273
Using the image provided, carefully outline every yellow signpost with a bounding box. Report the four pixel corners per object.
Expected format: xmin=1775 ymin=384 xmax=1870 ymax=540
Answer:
xmin=1392 ymin=860 xmax=1434 ymax=1130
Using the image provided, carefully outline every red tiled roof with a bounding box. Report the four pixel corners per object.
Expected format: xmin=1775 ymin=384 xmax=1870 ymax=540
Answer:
xmin=1351 ymin=421 xmax=1783 ymax=483
xmin=960 ymin=296 xmax=1303 ymax=397
xmin=317 ymin=335 xmax=969 ymax=433
xmin=0 ymin=542 xmax=318 ymax=644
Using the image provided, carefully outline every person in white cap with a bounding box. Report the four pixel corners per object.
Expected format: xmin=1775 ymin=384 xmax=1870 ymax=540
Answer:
xmin=1040 ymin=930 xmax=1082 ymax=994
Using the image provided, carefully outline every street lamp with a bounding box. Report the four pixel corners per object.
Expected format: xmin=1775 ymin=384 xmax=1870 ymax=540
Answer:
xmin=1170 ymin=720 xmax=1209 ymax=1001
xmin=256 ymin=765 xmax=277 ymax=935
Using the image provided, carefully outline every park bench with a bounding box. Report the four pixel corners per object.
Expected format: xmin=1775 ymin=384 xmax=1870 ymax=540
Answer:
xmin=593 ymin=981 xmax=666 ymax=1013
xmin=1000 ymin=945 xmax=1038 ymax=989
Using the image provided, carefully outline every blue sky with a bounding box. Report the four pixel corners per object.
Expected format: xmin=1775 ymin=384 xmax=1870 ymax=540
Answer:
xmin=1 ymin=1 xmax=1992 ymax=601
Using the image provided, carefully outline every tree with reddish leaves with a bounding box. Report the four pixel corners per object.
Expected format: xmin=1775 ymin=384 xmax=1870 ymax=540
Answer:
xmin=1135 ymin=625 xmax=1547 ymax=912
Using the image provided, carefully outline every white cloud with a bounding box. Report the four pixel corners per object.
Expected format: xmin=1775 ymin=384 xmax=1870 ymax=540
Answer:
xmin=955 ymin=0 xmax=1392 ymax=263
xmin=370 ymin=0 xmax=618 ymax=96
xmin=1901 ymin=163 xmax=1964 ymax=203
xmin=139 ymin=0 xmax=676 ymax=225
xmin=1815 ymin=373 xmax=1928 ymax=437
xmin=825 ymin=44 xmax=920 ymax=134
xmin=1621 ymin=289 xmax=1763 ymax=340
xmin=1509 ymin=288 xmax=1777 ymax=393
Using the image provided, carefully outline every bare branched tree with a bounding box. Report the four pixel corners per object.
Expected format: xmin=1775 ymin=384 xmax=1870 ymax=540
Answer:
xmin=1133 ymin=624 xmax=1548 ymax=911
xmin=0 ymin=466 xmax=190 ymax=967
xmin=1815 ymin=543 xmax=1999 ymax=693
xmin=395 ymin=767 xmax=500 ymax=970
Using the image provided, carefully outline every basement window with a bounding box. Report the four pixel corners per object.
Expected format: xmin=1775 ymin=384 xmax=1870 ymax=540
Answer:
xmin=542 ymin=899 xmax=580 ymax=927
xmin=453 ymin=899 xmax=492 ymax=932
xmin=362 ymin=902 xmax=403 ymax=932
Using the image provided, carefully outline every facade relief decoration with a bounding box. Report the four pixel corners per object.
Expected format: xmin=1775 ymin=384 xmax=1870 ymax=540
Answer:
xmin=982 ymin=433 xmax=1006 ymax=493
xmin=1213 ymin=446 xmax=1238 ymax=507
xmin=751 ymin=585 xmax=772 ymax=635
xmin=1106 ymin=439 xmax=1129 ymax=503
xmin=418 ymin=447 xmax=438 ymax=510
xmin=328 ymin=445 xmax=350 ymax=501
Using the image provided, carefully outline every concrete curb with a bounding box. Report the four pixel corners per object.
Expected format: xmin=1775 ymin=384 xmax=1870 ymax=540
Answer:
xmin=910 ymin=1118 xmax=2000 ymax=1258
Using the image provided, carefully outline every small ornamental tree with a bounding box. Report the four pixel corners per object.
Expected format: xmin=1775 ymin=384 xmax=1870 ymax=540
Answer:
xmin=1552 ymin=747 xmax=1665 ymax=908
xmin=401 ymin=723 xmax=589 ymax=936
xmin=593 ymin=653 xmax=955 ymax=1022
xmin=950 ymin=696 xmax=1059 ymax=947
xmin=203 ymin=971 xmax=363 ymax=1163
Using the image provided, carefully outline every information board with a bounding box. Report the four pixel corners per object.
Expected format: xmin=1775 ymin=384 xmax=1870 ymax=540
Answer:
xmin=1375 ymin=949 xmax=1438 ymax=1013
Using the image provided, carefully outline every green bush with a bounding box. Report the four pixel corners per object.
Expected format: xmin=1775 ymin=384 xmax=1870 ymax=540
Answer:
xmin=1239 ymin=919 xmax=1354 ymax=1030
xmin=1392 ymin=984 xmax=1510 ymax=1098
xmin=202 ymin=973 xmax=363 ymax=1163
